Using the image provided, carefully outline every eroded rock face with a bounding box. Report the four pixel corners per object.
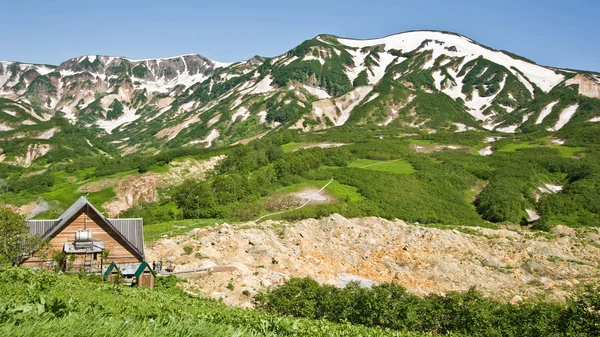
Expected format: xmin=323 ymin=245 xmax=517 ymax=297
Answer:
xmin=101 ymin=155 xmax=225 ymax=216
xmin=146 ymin=215 xmax=600 ymax=308
xmin=565 ymin=74 xmax=600 ymax=98
xmin=11 ymin=143 xmax=52 ymax=168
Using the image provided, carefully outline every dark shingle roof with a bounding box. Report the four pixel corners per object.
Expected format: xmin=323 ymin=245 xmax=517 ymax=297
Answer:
xmin=26 ymin=197 xmax=145 ymax=259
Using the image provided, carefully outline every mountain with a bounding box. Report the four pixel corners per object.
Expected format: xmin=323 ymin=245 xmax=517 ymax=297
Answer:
xmin=1 ymin=30 xmax=600 ymax=166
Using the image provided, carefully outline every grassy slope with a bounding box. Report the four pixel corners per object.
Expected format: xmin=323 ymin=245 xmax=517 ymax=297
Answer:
xmin=347 ymin=159 xmax=416 ymax=174
xmin=1 ymin=123 xmax=599 ymax=231
xmin=143 ymin=219 xmax=221 ymax=242
xmin=0 ymin=267 xmax=427 ymax=337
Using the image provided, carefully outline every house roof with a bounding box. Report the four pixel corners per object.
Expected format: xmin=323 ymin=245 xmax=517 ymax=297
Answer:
xmin=103 ymin=262 xmax=122 ymax=280
xmin=26 ymin=196 xmax=145 ymax=259
xmin=134 ymin=261 xmax=156 ymax=278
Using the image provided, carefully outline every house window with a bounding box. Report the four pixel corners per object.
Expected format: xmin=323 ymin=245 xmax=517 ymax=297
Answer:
xmin=93 ymin=253 xmax=98 ymax=260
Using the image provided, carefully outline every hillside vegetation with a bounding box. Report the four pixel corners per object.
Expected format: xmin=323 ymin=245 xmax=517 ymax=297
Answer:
xmin=0 ymin=267 xmax=598 ymax=337
xmin=0 ymin=267 xmax=426 ymax=337
xmin=2 ymin=124 xmax=600 ymax=230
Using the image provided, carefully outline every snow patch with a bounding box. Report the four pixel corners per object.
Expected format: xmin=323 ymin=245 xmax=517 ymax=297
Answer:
xmin=231 ymin=106 xmax=251 ymax=122
xmin=432 ymin=70 xmax=445 ymax=91
xmin=303 ymin=85 xmax=331 ymax=99
xmin=454 ymin=123 xmax=468 ymax=132
xmin=478 ymin=146 xmax=493 ymax=156
xmin=496 ymin=124 xmax=519 ymax=133
xmin=36 ymin=127 xmax=58 ymax=139
xmin=208 ymin=115 xmax=221 ymax=127
xmin=0 ymin=123 xmax=13 ymax=131
xmin=179 ymin=101 xmax=196 ymax=112
xmin=539 ymin=183 xmax=563 ymax=194
xmin=381 ymin=109 xmax=397 ymax=126
xmin=535 ymin=101 xmax=559 ymax=125
xmin=588 ymin=116 xmax=600 ymax=122
xmin=281 ymin=56 xmax=298 ymax=66
xmin=514 ymin=72 xmax=535 ymax=97
xmin=189 ymin=129 xmax=220 ymax=148
xmin=335 ymin=86 xmax=372 ymax=126
xmin=366 ymin=93 xmax=379 ymax=103
xmin=3 ymin=110 xmax=17 ymax=117
xmin=95 ymin=107 xmax=139 ymax=133
xmin=257 ymin=111 xmax=267 ymax=124
xmin=547 ymin=104 xmax=578 ymax=131
xmin=344 ymin=48 xmax=367 ymax=84
xmin=250 ymin=76 xmax=274 ymax=94
xmin=485 ymin=136 xmax=503 ymax=142
xmin=303 ymin=55 xmax=325 ymax=65
xmin=368 ymin=52 xmax=397 ymax=84
xmin=464 ymin=74 xmax=507 ymax=120
xmin=526 ymin=209 xmax=540 ymax=221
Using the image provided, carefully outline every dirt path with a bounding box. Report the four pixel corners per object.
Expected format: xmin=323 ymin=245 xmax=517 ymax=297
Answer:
xmin=358 ymin=158 xmax=402 ymax=168
xmin=254 ymin=178 xmax=334 ymax=223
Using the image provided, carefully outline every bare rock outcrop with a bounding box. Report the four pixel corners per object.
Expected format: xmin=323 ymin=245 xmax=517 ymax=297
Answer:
xmin=146 ymin=215 xmax=600 ymax=307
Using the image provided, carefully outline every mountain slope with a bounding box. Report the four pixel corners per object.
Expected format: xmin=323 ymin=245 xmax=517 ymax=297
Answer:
xmin=1 ymin=30 xmax=599 ymax=165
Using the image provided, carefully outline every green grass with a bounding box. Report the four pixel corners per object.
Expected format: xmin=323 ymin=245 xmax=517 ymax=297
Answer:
xmin=0 ymin=267 xmax=419 ymax=337
xmin=143 ymin=219 xmax=220 ymax=241
xmin=281 ymin=142 xmax=312 ymax=153
xmin=408 ymin=139 xmax=436 ymax=147
xmin=548 ymin=145 xmax=586 ymax=158
xmin=86 ymin=186 xmax=116 ymax=207
xmin=497 ymin=142 xmax=539 ymax=152
xmin=498 ymin=141 xmax=586 ymax=158
xmin=347 ymin=159 xmax=415 ymax=174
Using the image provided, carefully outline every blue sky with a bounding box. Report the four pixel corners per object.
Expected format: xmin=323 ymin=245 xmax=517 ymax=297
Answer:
xmin=1 ymin=0 xmax=598 ymax=71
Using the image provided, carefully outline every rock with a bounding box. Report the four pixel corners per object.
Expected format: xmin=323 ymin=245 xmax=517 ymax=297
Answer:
xmin=510 ymin=295 xmax=523 ymax=305
xmin=523 ymin=259 xmax=545 ymax=274
xmin=551 ymin=225 xmax=576 ymax=237
xmin=145 ymin=214 xmax=599 ymax=308
xmin=481 ymin=254 xmax=502 ymax=268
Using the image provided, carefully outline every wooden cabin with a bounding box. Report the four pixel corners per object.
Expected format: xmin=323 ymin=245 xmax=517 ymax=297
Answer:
xmin=21 ymin=197 xmax=145 ymax=273
xmin=103 ymin=261 xmax=156 ymax=289
xmin=134 ymin=261 xmax=156 ymax=289
xmin=103 ymin=262 xmax=124 ymax=284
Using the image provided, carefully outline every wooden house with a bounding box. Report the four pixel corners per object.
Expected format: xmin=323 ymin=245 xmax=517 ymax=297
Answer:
xmin=103 ymin=261 xmax=156 ymax=289
xmin=103 ymin=262 xmax=123 ymax=284
xmin=134 ymin=261 xmax=156 ymax=289
xmin=21 ymin=197 xmax=145 ymax=273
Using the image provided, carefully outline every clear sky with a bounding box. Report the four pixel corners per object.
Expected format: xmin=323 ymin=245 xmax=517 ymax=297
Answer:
xmin=1 ymin=0 xmax=598 ymax=71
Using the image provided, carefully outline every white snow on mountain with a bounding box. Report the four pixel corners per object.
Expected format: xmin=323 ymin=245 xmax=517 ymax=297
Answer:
xmin=338 ymin=31 xmax=564 ymax=92
xmin=535 ymin=101 xmax=559 ymax=124
xmin=547 ymin=104 xmax=579 ymax=131
xmin=303 ymin=85 xmax=331 ymax=99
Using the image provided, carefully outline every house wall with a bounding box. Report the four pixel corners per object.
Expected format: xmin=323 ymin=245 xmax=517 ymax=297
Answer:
xmin=21 ymin=212 xmax=141 ymax=270
xmin=137 ymin=268 xmax=155 ymax=290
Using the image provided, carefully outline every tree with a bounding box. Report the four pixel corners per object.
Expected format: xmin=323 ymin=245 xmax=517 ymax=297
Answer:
xmin=0 ymin=207 xmax=42 ymax=265
xmin=172 ymin=180 xmax=220 ymax=219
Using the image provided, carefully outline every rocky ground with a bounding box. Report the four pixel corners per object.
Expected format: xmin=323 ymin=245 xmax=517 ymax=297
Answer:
xmin=145 ymin=214 xmax=600 ymax=308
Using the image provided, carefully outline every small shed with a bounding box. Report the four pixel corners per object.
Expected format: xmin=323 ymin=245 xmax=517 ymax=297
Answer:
xmin=103 ymin=262 xmax=123 ymax=285
xmin=134 ymin=261 xmax=156 ymax=290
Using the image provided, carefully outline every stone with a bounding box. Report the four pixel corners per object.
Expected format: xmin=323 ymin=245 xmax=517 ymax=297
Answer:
xmin=551 ymin=225 xmax=576 ymax=237
xmin=510 ymin=295 xmax=523 ymax=305
xmin=481 ymin=254 xmax=502 ymax=268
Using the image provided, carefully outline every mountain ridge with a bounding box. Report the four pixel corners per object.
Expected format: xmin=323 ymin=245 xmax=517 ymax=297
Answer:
xmin=1 ymin=30 xmax=599 ymax=166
